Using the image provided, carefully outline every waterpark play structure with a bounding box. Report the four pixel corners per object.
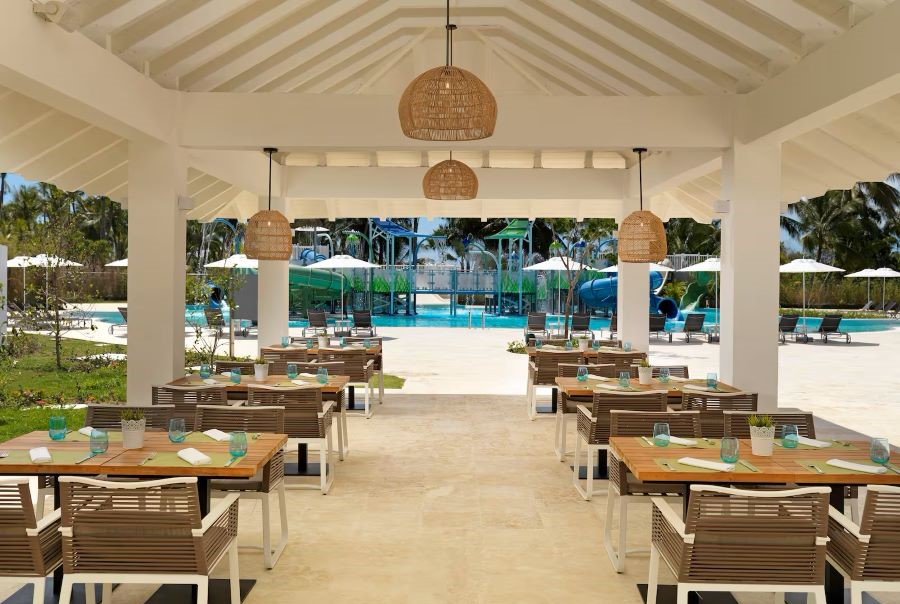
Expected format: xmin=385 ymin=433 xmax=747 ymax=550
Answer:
xmin=207 ymin=218 xmax=698 ymax=320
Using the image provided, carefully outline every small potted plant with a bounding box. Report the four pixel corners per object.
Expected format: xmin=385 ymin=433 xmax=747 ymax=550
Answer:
xmin=637 ymin=358 xmax=653 ymax=385
xmin=748 ymin=414 xmax=776 ymax=456
xmin=121 ymin=408 xmax=146 ymax=449
xmin=577 ymin=337 xmax=590 ymax=352
xmin=317 ymin=334 xmax=329 ymax=349
xmin=253 ymin=356 xmax=269 ymax=381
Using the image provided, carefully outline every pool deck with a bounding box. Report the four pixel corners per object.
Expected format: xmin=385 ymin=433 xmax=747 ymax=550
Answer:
xmin=53 ymin=302 xmax=900 ymax=443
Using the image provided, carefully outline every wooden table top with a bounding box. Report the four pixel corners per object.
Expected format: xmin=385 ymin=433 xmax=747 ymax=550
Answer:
xmin=265 ymin=343 xmax=382 ymax=355
xmin=169 ymin=373 xmax=350 ymax=393
xmin=555 ymin=376 xmax=741 ymax=398
xmin=609 ymin=436 xmax=900 ymax=486
xmin=0 ymin=430 xmax=287 ymax=478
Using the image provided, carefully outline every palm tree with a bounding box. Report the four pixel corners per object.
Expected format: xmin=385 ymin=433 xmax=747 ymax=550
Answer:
xmin=0 ymin=172 xmax=7 ymax=214
xmin=665 ymin=218 xmax=720 ymax=255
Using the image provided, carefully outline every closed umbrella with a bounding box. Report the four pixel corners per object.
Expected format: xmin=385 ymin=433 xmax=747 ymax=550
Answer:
xmin=105 ymin=258 xmax=129 ymax=267
xmin=844 ymin=268 xmax=880 ymax=307
xmin=873 ymin=267 xmax=900 ymax=311
xmin=308 ymin=255 xmax=380 ymax=318
xmin=8 ymin=256 xmax=34 ymax=309
xmin=779 ymin=259 xmax=844 ymax=328
xmin=679 ymin=258 xmax=721 ymax=330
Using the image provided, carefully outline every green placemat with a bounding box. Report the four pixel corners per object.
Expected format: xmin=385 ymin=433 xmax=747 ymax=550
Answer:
xmin=774 ymin=441 xmax=857 ymax=451
xmin=796 ymin=459 xmax=891 ymax=475
xmin=0 ymin=449 xmax=96 ymax=465
xmin=636 ymin=437 xmax=719 ymax=449
xmin=140 ymin=451 xmax=242 ymax=468
xmin=62 ymin=430 xmax=123 ymax=443
xmin=654 ymin=457 xmax=755 ymax=473
xmin=176 ymin=432 xmax=262 ymax=444
xmin=184 ymin=375 xmax=232 ymax=384
xmin=594 ymin=384 xmax=640 ymax=392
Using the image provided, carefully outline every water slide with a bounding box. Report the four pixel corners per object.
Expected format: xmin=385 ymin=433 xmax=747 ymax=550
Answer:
xmin=578 ymin=271 xmax=682 ymax=319
xmin=296 ymin=248 xmax=326 ymax=265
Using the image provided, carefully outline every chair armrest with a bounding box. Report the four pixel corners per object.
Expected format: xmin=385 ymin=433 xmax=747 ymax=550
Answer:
xmin=528 ymin=361 xmax=537 ymax=373
xmin=193 ymin=493 xmax=240 ymax=537
xmin=364 ymin=359 xmax=375 ymax=370
xmin=829 ymin=505 xmax=869 ymax=543
xmin=576 ymin=404 xmax=595 ymax=422
xmin=27 ymin=508 xmax=61 ymax=536
xmin=650 ymin=496 xmax=691 ymax=543
xmin=318 ymin=400 xmax=335 ymax=418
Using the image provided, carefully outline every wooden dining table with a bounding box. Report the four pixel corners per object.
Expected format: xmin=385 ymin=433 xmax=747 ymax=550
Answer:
xmin=609 ymin=435 xmax=900 ymax=604
xmin=266 ymin=341 xmax=386 ymax=403
xmin=0 ymin=429 xmax=287 ymax=604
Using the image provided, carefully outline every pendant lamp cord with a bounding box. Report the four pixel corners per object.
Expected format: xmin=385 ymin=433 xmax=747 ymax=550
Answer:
xmin=267 ymin=148 xmax=273 ymax=211
xmin=445 ymin=0 xmax=455 ymax=66
xmin=633 ymin=147 xmax=647 ymax=211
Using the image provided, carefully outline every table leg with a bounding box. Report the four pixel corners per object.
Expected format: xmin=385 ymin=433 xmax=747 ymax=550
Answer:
xmin=284 ymin=443 xmax=322 ymax=477
xmin=347 ymin=385 xmax=356 ymax=410
xmin=551 ymin=388 xmax=558 ymax=414
xmin=572 ymin=449 xmax=608 ymax=480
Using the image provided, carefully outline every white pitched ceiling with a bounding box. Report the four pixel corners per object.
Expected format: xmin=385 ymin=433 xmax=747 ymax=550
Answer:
xmin=66 ymin=0 xmax=892 ymax=96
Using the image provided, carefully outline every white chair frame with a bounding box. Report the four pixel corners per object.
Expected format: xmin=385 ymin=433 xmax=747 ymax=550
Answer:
xmin=213 ymin=481 xmax=287 ymax=570
xmin=284 ymin=401 xmax=336 ymax=494
xmin=571 ymin=404 xmax=607 ymax=501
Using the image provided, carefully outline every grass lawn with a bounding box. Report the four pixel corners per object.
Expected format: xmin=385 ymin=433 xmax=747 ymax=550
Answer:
xmin=0 ymin=406 xmax=86 ymax=442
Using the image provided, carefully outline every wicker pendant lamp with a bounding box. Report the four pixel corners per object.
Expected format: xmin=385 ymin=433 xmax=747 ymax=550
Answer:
xmin=244 ymin=147 xmax=292 ymax=260
xmin=423 ymin=151 xmax=478 ymax=199
xmin=398 ymin=1 xmax=497 ymax=141
xmin=618 ymin=148 xmax=667 ymax=263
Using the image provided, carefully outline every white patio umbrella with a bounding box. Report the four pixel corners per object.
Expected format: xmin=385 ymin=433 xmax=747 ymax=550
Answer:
xmin=204 ymin=254 xmax=258 ymax=269
xmin=8 ymin=256 xmax=35 ymax=309
xmin=105 ymin=258 xmax=129 ymax=267
xmin=779 ymin=258 xmax=844 ymax=327
xmin=873 ymin=267 xmax=900 ymax=311
xmin=307 ymin=255 xmax=380 ymax=317
xmin=599 ymin=262 xmax=673 ymax=273
xmin=844 ymin=268 xmax=880 ymax=306
xmin=27 ymin=254 xmax=83 ymax=309
xmin=679 ymin=257 xmax=721 ymax=329
xmin=524 ymin=256 xmax=588 ymax=315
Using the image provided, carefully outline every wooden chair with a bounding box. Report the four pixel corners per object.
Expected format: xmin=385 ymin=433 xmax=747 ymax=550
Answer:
xmin=648 ymin=485 xmax=829 ymax=604
xmin=553 ymin=363 xmax=616 ymax=461
xmin=303 ymin=310 xmax=328 ymax=337
xmin=723 ymin=410 xmax=815 ymax=438
xmin=196 ymin=405 xmax=288 ymax=569
xmin=151 ymin=385 xmax=228 ymax=430
xmin=84 ymin=404 xmax=174 ymax=430
xmin=287 ymin=361 xmax=349 ymax=460
xmin=0 ymin=478 xmax=62 ymax=604
xmin=605 ymin=410 xmax=701 ymax=572
xmin=261 ymin=347 xmax=309 ymax=374
xmin=248 ymin=385 xmax=335 ymax=494
xmin=527 ymin=350 xmax=583 ymax=421
xmin=596 ymin=350 xmax=647 ymax=377
xmin=572 ymin=391 xmax=668 ymax=500
xmin=351 ymin=310 xmax=377 ymax=336
xmin=668 ymin=312 xmax=707 ymax=343
xmin=317 ymin=347 xmax=376 ymax=418
xmin=827 ymin=484 xmax=900 ymax=604
xmin=680 ymin=391 xmax=758 ymax=438
xmin=214 ymin=360 xmax=255 ymax=375
xmin=58 ymin=476 xmax=241 ymax=604
xmin=651 ymin=365 xmax=689 ymax=379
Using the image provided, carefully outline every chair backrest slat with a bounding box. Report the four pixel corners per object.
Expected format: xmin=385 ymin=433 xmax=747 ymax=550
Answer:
xmin=247 ymin=386 xmax=326 ymax=438
xmin=583 ymin=391 xmax=668 ymax=444
xmin=194 ymin=405 xmax=284 ymax=433
xmin=317 ymin=349 xmax=368 ymax=382
xmin=723 ymin=411 xmax=815 ymax=439
xmin=84 ymin=405 xmax=174 ymax=430
xmin=557 ymin=363 xmax=616 ymax=378
xmin=681 ymin=392 xmax=758 ymax=438
xmin=651 ymin=365 xmax=689 ymax=379
xmin=853 ymin=486 xmax=900 ymax=580
xmin=683 ymin=313 xmax=705 ymax=331
xmin=151 ymin=386 xmax=228 ymax=431
xmin=214 ymin=360 xmax=255 ymax=375
xmin=610 ymin=410 xmax=701 ymax=438
xmin=533 ymin=351 xmax=583 ymax=383
xmin=0 ymin=479 xmax=51 ymax=576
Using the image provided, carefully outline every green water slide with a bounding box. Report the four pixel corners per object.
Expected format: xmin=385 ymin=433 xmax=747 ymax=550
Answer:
xmin=288 ymin=265 xmax=345 ymax=292
xmin=679 ymin=272 xmax=711 ymax=311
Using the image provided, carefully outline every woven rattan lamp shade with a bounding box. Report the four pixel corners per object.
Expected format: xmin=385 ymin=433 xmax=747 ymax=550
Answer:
xmin=399 ymin=65 xmax=497 ymax=141
xmin=423 ymin=158 xmax=478 ymax=200
xmin=618 ymin=210 xmax=667 ymax=263
xmin=244 ymin=209 xmax=292 ymax=260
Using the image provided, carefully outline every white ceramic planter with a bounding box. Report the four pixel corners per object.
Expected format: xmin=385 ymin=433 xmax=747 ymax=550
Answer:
xmin=749 ymin=425 xmax=776 ymax=456
xmin=638 ymin=366 xmax=653 ymax=385
xmin=121 ymin=418 xmax=146 ymax=449
xmin=578 ymin=339 xmax=590 ymax=351
xmin=254 ymin=364 xmax=269 ymax=381
xmin=318 ymin=335 xmax=329 ymax=349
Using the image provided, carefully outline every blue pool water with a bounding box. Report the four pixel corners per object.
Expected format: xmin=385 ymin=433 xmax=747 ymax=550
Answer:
xmin=87 ymin=305 xmax=897 ymax=333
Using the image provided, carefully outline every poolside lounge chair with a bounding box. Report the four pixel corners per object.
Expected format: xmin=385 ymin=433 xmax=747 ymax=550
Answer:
xmin=667 ymin=312 xmax=706 ymax=343
xmin=860 ymin=300 xmax=875 ymax=311
xmin=107 ymin=306 xmax=128 ymax=335
xmin=303 ymin=310 xmax=328 ymax=337
xmin=649 ymin=314 xmax=667 ymax=340
xmin=883 ymin=301 xmax=897 ymax=316
xmin=889 ymin=301 xmax=899 ymax=318
xmin=816 ymin=314 xmax=851 ymax=343
xmin=778 ymin=313 xmax=808 ymax=343
xmin=351 ymin=310 xmax=377 ymax=336
xmin=569 ymin=313 xmax=593 ymax=339
xmin=524 ymin=312 xmax=550 ymax=341
xmin=603 ymin=314 xmax=617 ymax=340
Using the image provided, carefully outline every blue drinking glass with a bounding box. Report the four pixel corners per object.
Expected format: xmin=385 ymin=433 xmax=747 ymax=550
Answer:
xmin=706 ymin=372 xmax=718 ymax=389
xmin=199 ymin=363 xmax=212 ymax=379
xmin=658 ymin=367 xmax=670 ymax=383
xmin=720 ymin=437 xmax=740 ymax=463
xmin=591 ymin=340 xmax=600 ymax=351
xmin=229 ymin=431 xmax=248 ymax=458
xmin=623 ymin=341 xmax=632 ymax=352
xmin=871 ymin=438 xmax=891 ymax=464
xmin=90 ymin=429 xmax=109 ymax=454
xmin=781 ymin=424 xmax=799 ymax=448
xmin=363 ymin=339 xmax=371 ymax=348
xmin=653 ymin=422 xmax=670 ymax=447
xmin=230 ymin=369 xmax=242 ymax=384
xmin=618 ymin=371 xmax=631 ymax=389
xmin=48 ymin=416 xmax=66 ymax=441
xmin=576 ymin=365 xmax=588 ymax=382
xmin=281 ymin=336 xmax=290 ymax=347
xmin=307 ymin=338 xmax=314 ymax=349
xmin=535 ymin=339 xmax=543 ymax=349
xmin=565 ymin=340 xmax=573 ymax=350
xmin=317 ymin=367 xmax=329 ymax=384
xmin=286 ymin=363 xmax=299 ymax=380
xmin=168 ymin=418 xmax=186 ymax=443
xmin=340 ymin=337 xmax=346 ymax=348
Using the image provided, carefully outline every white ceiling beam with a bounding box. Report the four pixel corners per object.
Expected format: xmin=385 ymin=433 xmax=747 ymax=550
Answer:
xmin=186 ymin=149 xmax=281 ymax=196
xmin=638 ymin=150 xmax=723 ymax=197
xmin=0 ymin=1 xmax=175 ymax=144
xmin=284 ymin=166 xmax=624 ymax=200
xmin=739 ymin=0 xmax=900 ymax=144
xmin=178 ymin=93 xmax=735 ymax=150
xmin=355 ymin=26 xmax=433 ymax=93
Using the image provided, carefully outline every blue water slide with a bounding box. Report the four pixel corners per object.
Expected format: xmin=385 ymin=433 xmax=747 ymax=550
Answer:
xmin=296 ymin=248 xmax=326 ymax=266
xmin=578 ymin=272 xmax=681 ymax=319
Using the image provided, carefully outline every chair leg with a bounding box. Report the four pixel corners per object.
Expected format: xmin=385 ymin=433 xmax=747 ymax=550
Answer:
xmin=815 ymin=586 xmax=828 ymax=604
xmin=378 ymin=369 xmax=384 ymax=403
xmin=647 ymin=544 xmax=660 ymax=604
xmin=364 ymin=383 xmax=372 ymax=419
xmin=554 ymin=409 xmax=563 ymax=461
xmin=572 ymin=435 xmax=588 ymax=501
xmin=31 ymin=578 xmax=44 ymax=604
xmin=676 ymin=585 xmax=688 ymax=604
xmin=102 ymin=584 xmax=112 ymax=603
xmin=261 ymin=492 xmax=272 ymax=569
xmin=603 ymin=484 xmax=619 ymax=570
xmin=196 ymin=577 xmax=209 ymax=604
xmin=585 ymin=447 xmax=594 ymax=502
xmin=335 ymin=411 xmax=345 ymax=461
xmin=228 ymin=541 xmax=240 ymax=604
xmin=341 ymin=410 xmax=349 ymax=457
xmin=59 ymin=576 xmax=73 ymax=604
xmin=275 ymin=483 xmax=289 ymax=565
xmin=617 ymin=495 xmax=628 ymax=572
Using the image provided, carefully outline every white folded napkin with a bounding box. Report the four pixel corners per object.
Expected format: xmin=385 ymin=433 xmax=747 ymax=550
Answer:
xmin=202 ymin=429 xmax=230 ymax=442
xmin=202 ymin=378 xmax=219 ymax=385
xmin=541 ymin=345 xmax=563 ymax=350
xmin=667 ymin=375 xmax=689 ymax=383
xmin=178 ymin=448 xmax=211 ymax=466
xmin=595 ymin=383 xmax=630 ymax=391
xmin=682 ymin=383 xmax=715 ymax=392
xmin=826 ymin=459 xmax=886 ymax=474
xmin=78 ymin=426 xmax=95 ymax=437
xmin=587 ymin=374 xmax=610 ymax=381
xmin=220 ymin=371 xmax=232 ymax=377
xmin=677 ymin=457 xmax=734 ymax=472
xmin=297 ymin=373 xmax=318 ymax=378
xmin=668 ymin=436 xmax=698 ymax=446
xmin=290 ymin=380 xmax=322 ymax=389
xmin=796 ymin=436 xmax=831 ymax=448
xmin=30 ymin=447 xmax=52 ymax=463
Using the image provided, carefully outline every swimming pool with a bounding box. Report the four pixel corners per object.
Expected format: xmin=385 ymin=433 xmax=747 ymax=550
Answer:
xmin=86 ymin=305 xmax=897 ymax=332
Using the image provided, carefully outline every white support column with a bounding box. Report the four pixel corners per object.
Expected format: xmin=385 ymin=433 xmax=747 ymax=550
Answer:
xmin=720 ymin=141 xmax=782 ymax=410
xmin=256 ymin=195 xmax=289 ymax=353
xmin=616 ymin=197 xmax=650 ymax=353
xmin=126 ymin=142 xmax=187 ymax=403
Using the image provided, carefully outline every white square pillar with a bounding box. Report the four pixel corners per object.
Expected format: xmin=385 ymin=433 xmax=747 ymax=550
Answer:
xmin=616 ymin=197 xmax=650 ymax=353
xmin=720 ymin=141 xmax=782 ymax=410
xmin=126 ymin=141 xmax=188 ymax=403
xmin=256 ymin=195 xmax=290 ymax=353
